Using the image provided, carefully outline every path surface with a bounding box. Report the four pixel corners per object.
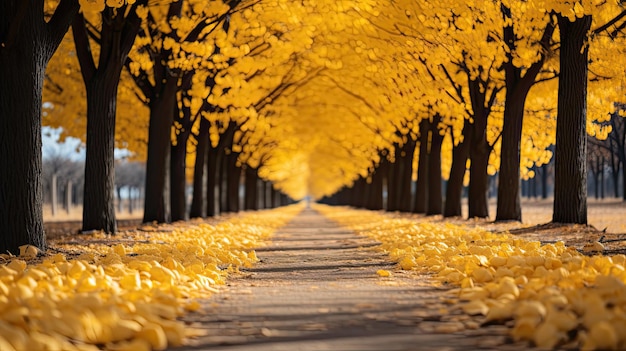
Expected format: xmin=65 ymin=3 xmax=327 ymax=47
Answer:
xmin=176 ymin=209 xmax=528 ymax=351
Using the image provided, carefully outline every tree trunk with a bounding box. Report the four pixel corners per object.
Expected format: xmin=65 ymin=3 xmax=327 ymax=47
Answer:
xmin=414 ymin=120 xmax=430 ymax=214
xmin=258 ymin=181 xmax=266 ymax=209
xmin=117 ymin=186 xmax=123 ymax=213
xmin=0 ymin=0 xmax=79 ymax=253
xmin=82 ymin=75 xmax=119 ymax=232
xmin=496 ymin=7 xmax=554 ymax=222
xmin=427 ymin=116 xmax=444 ymax=215
xmin=366 ymin=160 xmax=386 ymax=210
xmin=600 ymin=157 xmax=605 ymax=199
xmin=272 ymin=187 xmax=280 ymax=208
xmin=398 ymin=137 xmax=416 ymax=212
xmin=206 ymin=148 xmax=220 ymax=217
xmin=51 ymin=174 xmax=58 ymax=217
xmin=74 ymin=7 xmax=141 ymax=233
xmin=189 ymin=120 xmax=209 ymax=218
xmin=552 ymin=14 xmax=591 ymax=224
xmin=444 ymin=121 xmax=471 ymax=217
xmin=496 ymin=95 xmax=526 ymax=221
xmin=170 ymin=123 xmax=189 ymax=222
xmin=468 ymin=79 xmax=491 ymax=219
xmin=128 ymin=187 xmax=133 ymax=214
xmin=226 ymin=154 xmax=242 ymax=213
xmin=143 ymin=83 xmax=177 ymax=223
xmin=244 ymin=166 xmax=258 ymax=210
xmin=66 ymin=180 xmax=72 ymax=215
xmin=386 ymin=152 xmax=400 ymax=211
xmin=541 ymin=165 xmax=549 ymax=199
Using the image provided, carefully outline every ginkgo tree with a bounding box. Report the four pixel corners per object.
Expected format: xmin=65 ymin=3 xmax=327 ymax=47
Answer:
xmin=1 ymin=0 xmax=80 ymax=254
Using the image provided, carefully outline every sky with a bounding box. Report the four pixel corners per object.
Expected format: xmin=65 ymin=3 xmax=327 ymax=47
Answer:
xmin=42 ymin=127 xmax=85 ymax=161
xmin=43 ymin=127 xmax=131 ymax=161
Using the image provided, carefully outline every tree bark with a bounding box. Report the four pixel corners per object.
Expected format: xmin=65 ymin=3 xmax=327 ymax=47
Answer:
xmin=226 ymin=153 xmax=242 ymax=213
xmin=365 ymin=160 xmax=386 ymax=210
xmin=206 ymin=147 xmax=220 ymax=217
xmin=427 ymin=116 xmax=444 ymax=215
xmin=414 ymin=119 xmax=430 ymax=214
xmin=541 ymin=165 xmax=549 ymax=199
xmin=143 ymin=82 xmax=177 ymax=223
xmin=272 ymin=187 xmax=280 ymax=208
xmin=51 ymin=174 xmax=58 ymax=217
xmin=244 ymin=166 xmax=258 ymax=210
xmin=386 ymin=151 xmax=400 ymax=211
xmin=0 ymin=0 xmax=78 ymax=253
xmin=170 ymin=120 xmax=190 ymax=222
xmin=74 ymin=6 xmax=141 ymax=233
xmin=66 ymin=180 xmax=72 ymax=214
xmin=189 ymin=119 xmax=209 ymax=218
xmin=496 ymin=6 xmax=554 ymax=222
xmin=552 ymin=14 xmax=591 ymax=224
xmin=468 ymin=80 xmax=491 ymax=219
xmin=81 ymin=75 xmax=120 ymax=232
xmin=444 ymin=121 xmax=471 ymax=217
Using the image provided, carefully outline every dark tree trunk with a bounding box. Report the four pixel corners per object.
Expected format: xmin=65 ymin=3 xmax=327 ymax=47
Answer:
xmin=354 ymin=178 xmax=368 ymax=208
xmin=0 ymin=0 xmax=78 ymax=253
xmin=496 ymin=93 xmax=526 ymax=221
xmin=258 ymin=181 xmax=266 ymax=209
xmin=444 ymin=121 xmax=471 ymax=217
xmin=117 ymin=187 xmax=123 ymax=213
xmin=74 ymin=6 xmax=141 ymax=233
xmin=467 ymin=79 xmax=491 ymax=219
xmin=414 ymin=120 xmax=430 ymax=214
xmin=552 ymin=14 xmax=591 ymax=224
xmin=244 ymin=167 xmax=258 ymax=210
xmin=128 ymin=186 xmax=134 ymax=214
xmin=541 ymin=165 xmax=549 ymax=199
xmin=592 ymin=157 xmax=600 ymax=199
xmin=81 ymin=76 xmax=120 ymax=232
xmin=266 ymin=182 xmax=274 ymax=208
xmin=170 ymin=125 xmax=190 ymax=222
xmin=468 ymin=140 xmax=490 ymax=218
xmin=398 ymin=137 xmax=416 ymax=212
xmin=496 ymin=6 xmax=554 ymax=222
xmin=272 ymin=187 xmax=280 ymax=208
xmin=386 ymin=153 xmax=400 ymax=211
xmin=607 ymin=131 xmax=620 ymax=198
xmin=366 ymin=160 xmax=386 ymax=210
xmin=65 ymin=180 xmax=73 ymax=214
xmin=600 ymin=157 xmax=605 ymax=199
xmin=531 ymin=168 xmax=538 ymax=198
xmin=206 ymin=148 xmax=220 ymax=217
xmin=219 ymin=149 xmax=228 ymax=212
xmin=226 ymin=153 xmax=242 ymax=213
xmin=143 ymin=81 xmax=177 ymax=223
xmin=427 ymin=116 xmax=444 ymax=215
xmin=190 ymin=119 xmax=209 ymax=218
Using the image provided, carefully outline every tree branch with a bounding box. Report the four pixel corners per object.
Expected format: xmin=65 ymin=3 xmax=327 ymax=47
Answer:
xmin=45 ymin=0 xmax=80 ymax=60
xmin=72 ymin=12 xmax=97 ymax=84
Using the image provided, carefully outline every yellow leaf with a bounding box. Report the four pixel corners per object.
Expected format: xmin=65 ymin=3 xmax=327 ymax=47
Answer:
xmin=376 ymin=269 xmax=391 ymax=277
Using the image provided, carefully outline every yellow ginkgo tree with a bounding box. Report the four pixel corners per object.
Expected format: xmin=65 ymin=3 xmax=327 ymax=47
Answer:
xmin=1 ymin=0 xmax=86 ymax=254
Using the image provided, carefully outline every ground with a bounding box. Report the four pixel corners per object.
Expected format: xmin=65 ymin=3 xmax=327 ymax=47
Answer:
xmin=37 ymin=199 xmax=626 ymax=350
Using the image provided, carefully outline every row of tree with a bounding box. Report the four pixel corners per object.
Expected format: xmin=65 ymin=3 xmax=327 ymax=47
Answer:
xmin=316 ymin=2 xmax=626 ymax=223
xmin=2 ymin=1 xmax=626 ymax=255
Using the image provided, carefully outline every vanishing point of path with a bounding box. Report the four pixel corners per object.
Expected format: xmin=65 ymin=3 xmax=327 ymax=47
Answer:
xmin=175 ymin=209 xmax=530 ymax=351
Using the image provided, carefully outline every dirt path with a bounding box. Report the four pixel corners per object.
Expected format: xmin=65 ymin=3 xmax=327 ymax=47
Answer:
xmin=175 ymin=209 xmax=529 ymax=351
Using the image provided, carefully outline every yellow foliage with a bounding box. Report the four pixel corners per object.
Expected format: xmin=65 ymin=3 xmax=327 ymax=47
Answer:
xmin=0 ymin=206 xmax=299 ymax=350
xmin=318 ymin=204 xmax=626 ymax=350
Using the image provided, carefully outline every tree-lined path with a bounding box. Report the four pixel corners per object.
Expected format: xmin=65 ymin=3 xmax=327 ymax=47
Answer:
xmin=175 ymin=209 xmax=525 ymax=351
